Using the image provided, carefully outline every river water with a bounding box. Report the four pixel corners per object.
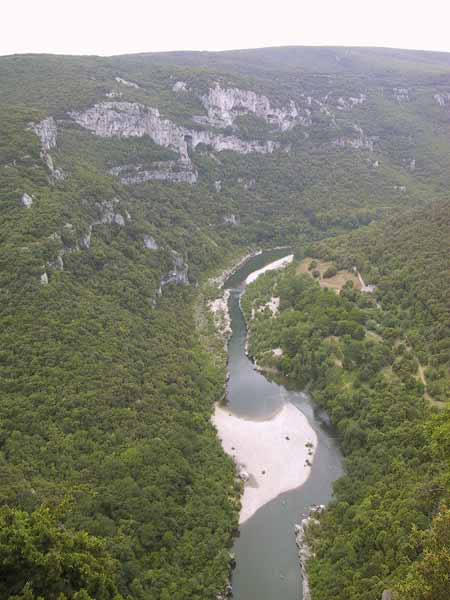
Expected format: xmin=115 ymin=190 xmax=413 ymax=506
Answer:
xmin=224 ymin=249 xmax=343 ymax=600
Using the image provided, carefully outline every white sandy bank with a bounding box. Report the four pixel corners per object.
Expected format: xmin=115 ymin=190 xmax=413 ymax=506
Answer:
xmin=213 ymin=402 xmax=317 ymax=524
xmin=245 ymin=254 xmax=293 ymax=285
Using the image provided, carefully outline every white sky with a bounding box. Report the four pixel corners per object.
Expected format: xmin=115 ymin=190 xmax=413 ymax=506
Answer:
xmin=3 ymin=0 xmax=450 ymax=56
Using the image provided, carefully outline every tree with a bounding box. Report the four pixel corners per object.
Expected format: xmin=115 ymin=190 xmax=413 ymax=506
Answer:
xmin=0 ymin=506 xmax=123 ymax=600
xmin=397 ymin=507 xmax=450 ymax=600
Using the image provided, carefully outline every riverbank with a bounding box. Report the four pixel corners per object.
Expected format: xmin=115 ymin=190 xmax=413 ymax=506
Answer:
xmin=245 ymin=254 xmax=294 ymax=285
xmin=213 ymin=402 xmax=317 ymax=524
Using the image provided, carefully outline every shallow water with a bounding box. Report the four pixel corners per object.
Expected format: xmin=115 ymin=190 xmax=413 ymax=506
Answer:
xmin=224 ymin=250 xmax=343 ymax=600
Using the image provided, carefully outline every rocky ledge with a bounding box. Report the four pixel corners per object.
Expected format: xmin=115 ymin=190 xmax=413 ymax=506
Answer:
xmin=294 ymin=504 xmax=325 ymax=600
xmin=29 ymin=117 xmax=64 ymax=180
xmin=70 ymin=101 xmax=279 ymax=184
xmin=195 ymin=82 xmax=310 ymax=131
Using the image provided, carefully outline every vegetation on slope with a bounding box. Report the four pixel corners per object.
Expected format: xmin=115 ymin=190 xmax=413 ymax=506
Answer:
xmin=1 ymin=46 xmax=450 ymax=598
xmin=313 ymin=199 xmax=450 ymax=402
xmin=242 ymin=201 xmax=450 ymax=599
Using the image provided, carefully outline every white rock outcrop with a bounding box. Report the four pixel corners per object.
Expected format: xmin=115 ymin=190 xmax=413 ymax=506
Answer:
xmin=143 ymin=235 xmax=158 ymax=250
xmin=336 ymin=94 xmax=367 ymax=110
xmin=40 ymin=272 xmax=49 ymax=285
xmin=110 ymin=161 xmax=198 ymax=185
xmin=106 ymin=90 xmax=122 ymax=99
xmin=197 ymin=83 xmax=306 ymax=131
xmin=393 ymin=87 xmax=409 ymax=103
xmin=223 ymin=214 xmax=239 ymax=226
xmin=208 ymin=289 xmax=231 ymax=347
xmin=95 ymin=199 xmax=126 ymax=227
xmin=31 ymin=117 xmax=57 ymax=150
xmin=70 ymin=102 xmax=279 ymax=184
xmin=78 ymin=199 xmax=127 ymax=251
xmin=115 ymin=76 xmax=140 ymax=89
xmin=21 ymin=193 xmax=33 ymax=208
xmin=434 ymin=92 xmax=450 ymax=106
xmin=30 ymin=117 xmax=64 ymax=180
xmin=71 ymin=102 xmax=191 ymax=159
xmin=172 ymin=81 xmax=188 ymax=92
xmin=334 ymin=125 xmax=374 ymax=151
xmin=159 ymin=253 xmax=189 ymax=292
xmin=295 ymin=505 xmax=325 ymax=600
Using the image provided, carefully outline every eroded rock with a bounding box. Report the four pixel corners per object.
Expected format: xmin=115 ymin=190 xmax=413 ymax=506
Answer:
xmin=172 ymin=81 xmax=188 ymax=92
xmin=21 ymin=193 xmax=33 ymax=208
xmin=393 ymin=87 xmax=409 ymax=103
xmin=223 ymin=213 xmax=239 ymax=226
xmin=434 ymin=92 xmax=450 ymax=106
xmin=110 ymin=161 xmax=198 ymax=185
xmin=295 ymin=505 xmax=325 ymax=600
xmin=198 ymin=83 xmax=306 ymax=131
xmin=143 ymin=235 xmax=158 ymax=250
xmin=71 ymin=102 xmax=279 ymax=184
xmin=334 ymin=125 xmax=374 ymax=151
xmin=29 ymin=117 xmax=64 ymax=180
xmin=115 ymin=76 xmax=140 ymax=89
xmin=159 ymin=253 xmax=189 ymax=292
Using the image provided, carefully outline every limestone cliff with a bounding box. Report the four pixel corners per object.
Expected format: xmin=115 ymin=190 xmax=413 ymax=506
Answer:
xmin=197 ymin=83 xmax=306 ymax=131
xmin=70 ymin=101 xmax=279 ymax=184
xmin=30 ymin=117 xmax=64 ymax=180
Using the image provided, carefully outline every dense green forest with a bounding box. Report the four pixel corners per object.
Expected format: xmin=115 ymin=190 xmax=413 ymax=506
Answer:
xmin=242 ymin=207 xmax=450 ymax=598
xmin=312 ymin=200 xmax=450 ymax=402
xmin=1 ymin=46 xmax=450 ymax=598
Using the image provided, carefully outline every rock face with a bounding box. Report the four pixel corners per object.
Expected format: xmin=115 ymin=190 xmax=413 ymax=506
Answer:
xmin=31 ymin=117 xmax=57 ymax=150
xmin=143 ymin=235 xmax=158 ymax=250
xmin=434 ymin=92 xmax=450 ymax=106
xmin=110 ymin=161 xmax=198 ymax=185
xmin=172 ymin=81 xmax=188 ymax=92
xmin=197 ymin=83 xmax=305 ymax=131
xmin=159 ymin=253 xmax=189 ymax=291
xmin=294 ymin=505 xmax=325 ymax=600
xmin=21 ymin=193 xmax=33 ymax=208
xmin=115 ymin=76 xmax=140 ymax=89
xmin=223 ymin=213 xmax=239 ymax=226
xmin=334 ymin=125 xmax=374 ymax=151
xmin=30 ymin=117 xmax=64 ymax=180
xmin=381 ymin=591 xmax=393 ymax=600
xmin=190 ymin=129 xmax=278 ymax=155
xmin=393 ymin=87 xmax=409 ymax=103
xmin=71 ymin=102 xmax=279 ymax=184
xmin=336 ymin=94 xmax=367 ymax=110
xmin=71 ymin=101 xmax=191 ymax=159
xmin=208 ymin=289 xmax=231 ymax=348
xmin=79 ymin=199 xmax=127 ymax=250
xmin=95 ymin=199 xmax=126 ymax=227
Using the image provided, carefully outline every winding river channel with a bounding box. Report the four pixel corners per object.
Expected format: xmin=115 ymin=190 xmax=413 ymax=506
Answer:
xmin=223 ymin=249 xmax=343 ymax=600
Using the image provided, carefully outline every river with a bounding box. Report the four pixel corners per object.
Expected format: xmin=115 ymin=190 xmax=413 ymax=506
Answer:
xmin=223 ymin=249 xmax=343 ymax=600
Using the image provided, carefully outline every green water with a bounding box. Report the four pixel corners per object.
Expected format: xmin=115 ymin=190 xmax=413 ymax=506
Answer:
xmin=224 ymin=250 xmax=343 ymax=600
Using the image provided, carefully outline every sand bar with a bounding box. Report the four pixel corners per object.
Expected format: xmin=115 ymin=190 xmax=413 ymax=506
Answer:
xmin=213 ymin=402 xmax=317 ymax=524
xmin=245 ymin=254 xmax=293 ymax=285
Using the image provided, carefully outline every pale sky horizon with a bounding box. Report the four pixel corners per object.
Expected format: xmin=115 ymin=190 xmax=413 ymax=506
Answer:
xmin=3 ymin=0 xmax=450 ymax=57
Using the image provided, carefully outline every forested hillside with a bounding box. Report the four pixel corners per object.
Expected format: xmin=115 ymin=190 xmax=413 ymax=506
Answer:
xmin=1 ymin=46 xmax=450 ymax=598
xmin=242 ymin=199 xmax=450 ymax=599
xmin=312 ymin=200 xmax=450 ymax=402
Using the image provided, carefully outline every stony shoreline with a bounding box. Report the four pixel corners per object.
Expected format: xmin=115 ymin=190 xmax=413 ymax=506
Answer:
xmin=294 ymin=505 xmax=325 ymax=600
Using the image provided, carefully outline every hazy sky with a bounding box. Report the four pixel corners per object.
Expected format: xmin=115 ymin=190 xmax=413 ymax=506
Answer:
xmin=3 ymin=0 xmax=450 ymax=56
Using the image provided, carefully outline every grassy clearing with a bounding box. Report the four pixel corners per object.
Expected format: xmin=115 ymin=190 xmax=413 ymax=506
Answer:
xmin=297 ymin=257 xmax=361 ymax=293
